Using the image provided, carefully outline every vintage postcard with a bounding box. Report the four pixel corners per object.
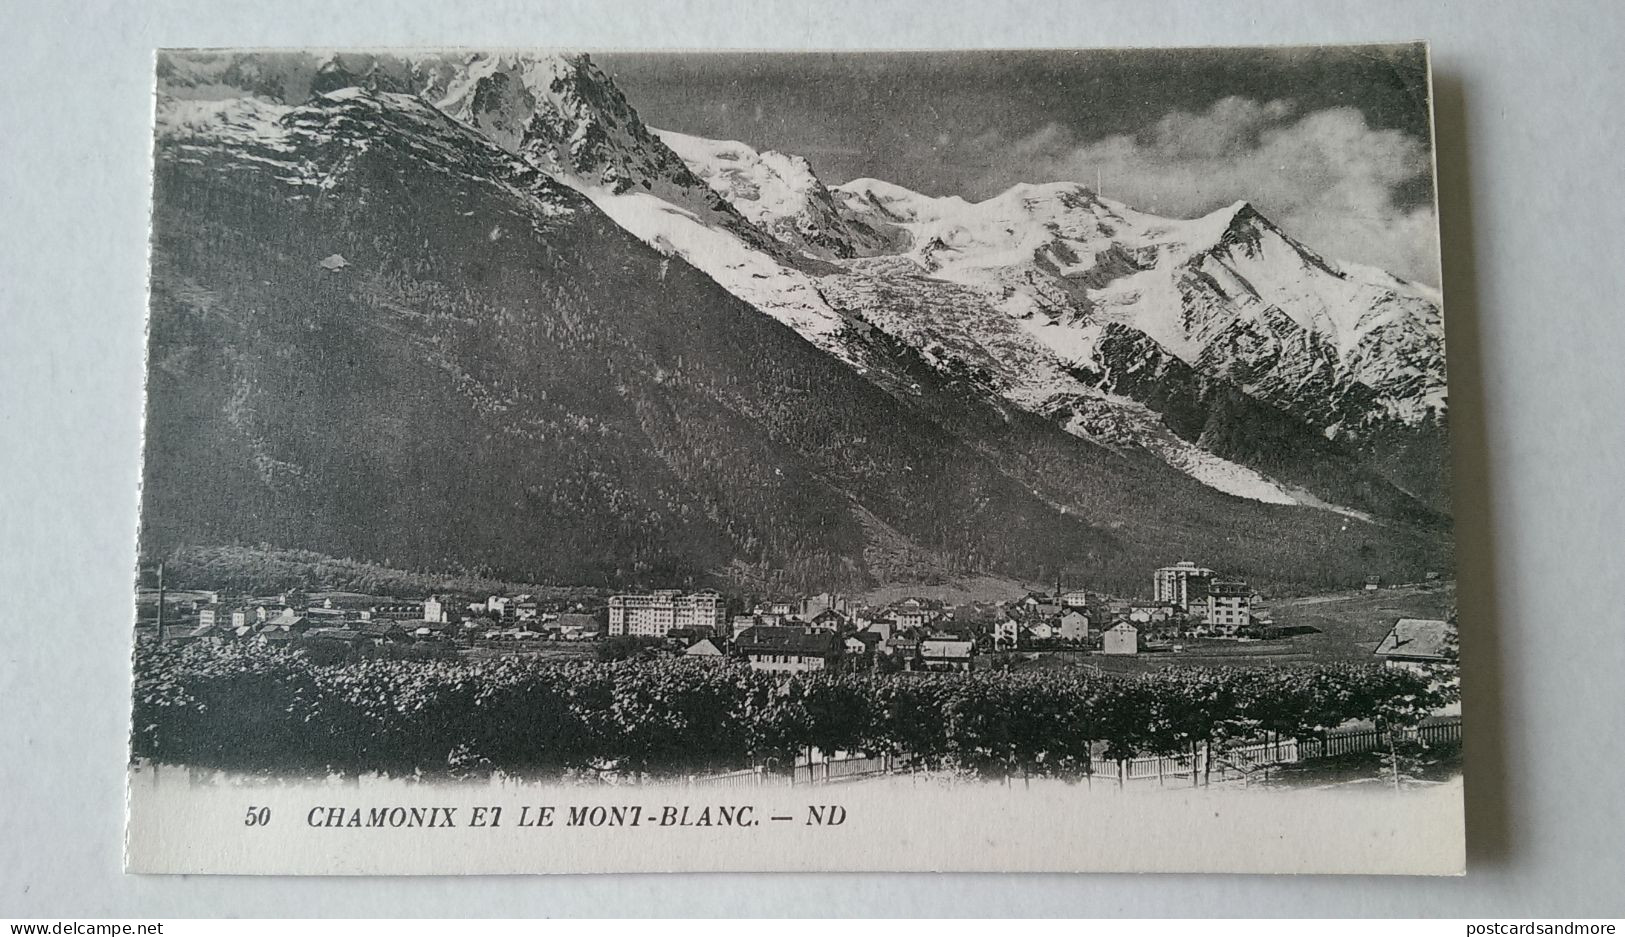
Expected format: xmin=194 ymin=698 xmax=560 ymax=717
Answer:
xmin=128 ymin=43 xmax=1461 ymax=875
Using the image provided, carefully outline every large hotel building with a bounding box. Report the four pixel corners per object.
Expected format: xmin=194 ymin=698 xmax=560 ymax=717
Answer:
xmin=607 ymin=590 xmax=727 ymax=637
xmin=1153 ymin=561 xmax=1215 ymax=611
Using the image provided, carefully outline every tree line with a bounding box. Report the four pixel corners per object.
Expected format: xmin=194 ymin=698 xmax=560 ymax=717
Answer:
xmin=132 ymin=642 xmax=1446 ymax=782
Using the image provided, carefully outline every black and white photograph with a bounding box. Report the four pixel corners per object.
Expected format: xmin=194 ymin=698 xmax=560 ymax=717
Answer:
xmin=122 ymin=43 xmax=1465 ymax=875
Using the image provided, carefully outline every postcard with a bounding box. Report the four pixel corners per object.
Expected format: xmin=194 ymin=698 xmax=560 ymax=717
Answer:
xmin=128 ymin=43 xmax=1461 ymax=874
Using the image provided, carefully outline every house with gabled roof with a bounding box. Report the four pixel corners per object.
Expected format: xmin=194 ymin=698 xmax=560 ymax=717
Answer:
xmin=919 ymin=638 xmax=974 ymax=672
xmin=734 ymin=626 xmax=841 ymax=674
xmin=683 ymin=638 xmax=726 ymax=661
xmin=1058 ymin=609 xmax=1090 ymax=642
xmin=1102 ymin=621 xmax=1139 ymax=655
xmin=809 ymin=607 xmax=851 ymax=632
xmin=1374 ymin=618 xmax=1452 ymax=673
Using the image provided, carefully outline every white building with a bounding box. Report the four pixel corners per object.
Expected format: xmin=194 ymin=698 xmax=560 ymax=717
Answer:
xmin=993 ymin=618 xmax=1021 ymax=649
xmin=1060 ymin=590 xmax=1091 ymax=609
xmin=1205 ymin=581 xmax=1253 ymax=635
xmin=1153 ymin=561 xmax=1215 ymax=611
xmin=1102 ymin=621 xmax=1139 ymax=655
xmin=608 ymin=589 xmax=726 ymax=637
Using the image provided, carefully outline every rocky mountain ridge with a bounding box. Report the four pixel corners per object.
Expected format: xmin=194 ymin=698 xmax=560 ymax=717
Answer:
xmin=140 ymin=50 xmax=1454 ymax=593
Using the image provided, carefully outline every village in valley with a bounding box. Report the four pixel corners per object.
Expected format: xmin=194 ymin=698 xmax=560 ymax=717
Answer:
xmin=136 ymin=559 xmax=1458 ymax=680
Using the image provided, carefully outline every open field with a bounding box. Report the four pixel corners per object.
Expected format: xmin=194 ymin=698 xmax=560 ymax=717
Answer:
xmin=1087 ymin=580 xmax=1456 ymax=673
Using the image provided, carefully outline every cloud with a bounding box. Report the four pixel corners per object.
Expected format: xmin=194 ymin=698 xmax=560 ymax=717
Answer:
xmin=968 ymin=97 xmax=1440 ymax=284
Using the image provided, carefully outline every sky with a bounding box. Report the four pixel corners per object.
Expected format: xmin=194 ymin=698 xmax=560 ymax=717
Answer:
xmin=595 ymin=45 xmax=1440 ymax=284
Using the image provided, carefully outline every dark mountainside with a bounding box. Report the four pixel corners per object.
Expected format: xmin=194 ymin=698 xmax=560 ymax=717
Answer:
xmin=140 ymin=83 xmax=1451 ymax=594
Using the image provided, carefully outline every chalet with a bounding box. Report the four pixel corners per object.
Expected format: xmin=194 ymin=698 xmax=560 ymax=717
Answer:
xmin=1374 ymin=619 xmax=1452 ymax=673
xmin=1102 ymin=621 xmax=1140 ymax=655
xmin=1025 ymin=621 xmax=1054 ymax=642
xmin=255 ymin=615 xmax=313 ymax=635
xmin=184 ymin=623 xmax=229 ymax=644
xmin=884 ymin=631 xmax=922 ymax=660
xmin=256 ymin=629 xmax=296 ymax=647
xmin=809 ymin=608 xmax=851 ymax=632
xmin=863 ymin=618 xmax=896 ymax=643
xmin=1364 ymin=576 xmax=1382 ymax=591
xmin=734 ymin=626 xmax=841 ymax=674
xmin=919 ymin=638 xmax=974 ymax=672
xmin=843 ymin=631 xmax=881 ymax=656
xmin=684 ymin=638 xmax=726 ymax=661
xmin=1058 ymin=610 xmax=1090 ymax=642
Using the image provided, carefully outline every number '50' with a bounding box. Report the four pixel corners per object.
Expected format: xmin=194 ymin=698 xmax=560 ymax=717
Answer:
xmin=244 ymin=806 xmax=271 ymax=826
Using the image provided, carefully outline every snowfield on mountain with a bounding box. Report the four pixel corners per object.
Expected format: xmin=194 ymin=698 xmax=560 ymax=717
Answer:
xmin=142 ymin=49 xmax=1453 ymax=593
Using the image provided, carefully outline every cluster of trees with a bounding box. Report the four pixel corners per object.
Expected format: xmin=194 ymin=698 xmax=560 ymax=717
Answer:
xmin=132 ymin=643 xmax=1444 ymax=782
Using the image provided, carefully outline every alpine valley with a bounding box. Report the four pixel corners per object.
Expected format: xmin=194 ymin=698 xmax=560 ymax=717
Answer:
xmin=141 ymin=50 xmax=1452 ymax=594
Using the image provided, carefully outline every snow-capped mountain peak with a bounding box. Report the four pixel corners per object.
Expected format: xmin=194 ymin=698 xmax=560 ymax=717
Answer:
xmin=656 ymin=130 xmax=898 ymax=259
xmin=422 ymin=52 xmax=775 ymax=249
xmin=652 ymin=124 xmax=1447 ymax=509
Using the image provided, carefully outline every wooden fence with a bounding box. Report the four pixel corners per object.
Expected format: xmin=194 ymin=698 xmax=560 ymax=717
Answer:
xmin=1089 ymin=716 xmax=1462 ymax=786
xmin=688 ymin=717 xmax=1460 ymax=788
xmin=793 ymin=752 xmax=897 ymax=785
xmin=687 ymin=765 xmax=783 ymax=788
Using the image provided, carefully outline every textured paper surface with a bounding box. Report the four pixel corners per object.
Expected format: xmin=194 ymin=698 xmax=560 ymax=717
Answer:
xmin=126 ymin=772 xmax=1465 ymax=875
xmin=128 ymin=42 xmax=1462 ymax=876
